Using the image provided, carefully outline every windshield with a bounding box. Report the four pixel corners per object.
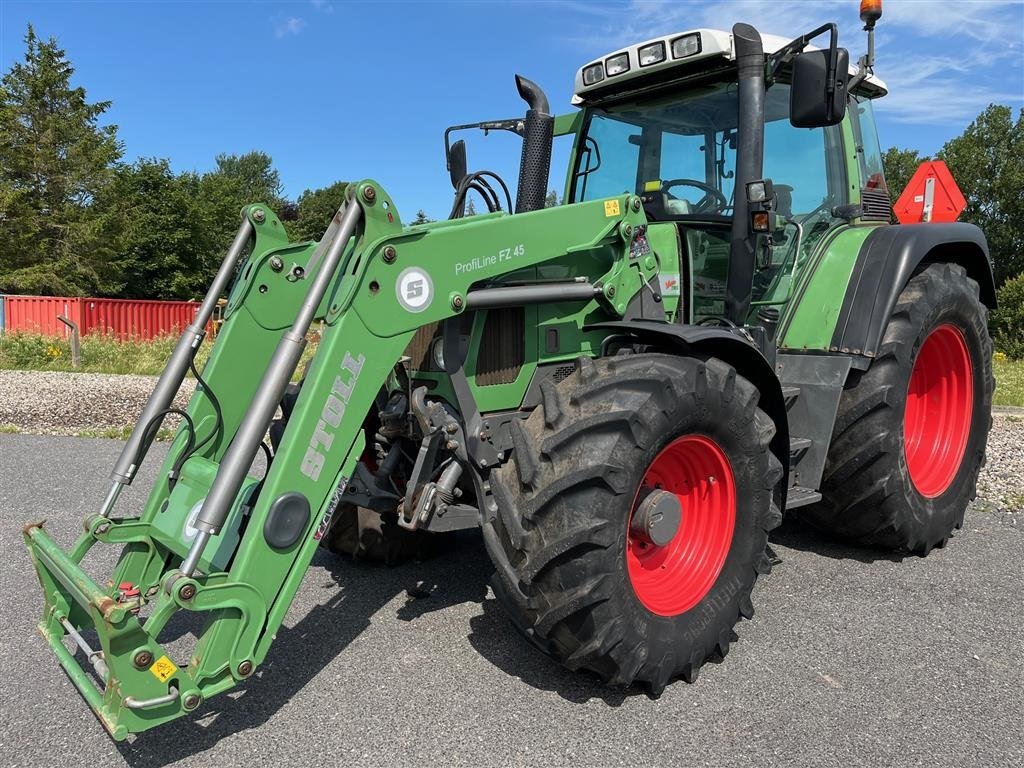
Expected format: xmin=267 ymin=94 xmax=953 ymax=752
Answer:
xmin=570 ymin=81 xmax=846 ymax=220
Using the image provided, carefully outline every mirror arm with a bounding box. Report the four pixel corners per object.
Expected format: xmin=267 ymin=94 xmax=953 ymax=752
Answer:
xmin=769 ymin=22 xmax=839 ymax=80
xmin=444 ymin=119 xmax=525 ymax=172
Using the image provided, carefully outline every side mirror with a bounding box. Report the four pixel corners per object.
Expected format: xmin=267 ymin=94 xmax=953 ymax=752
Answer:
xmin=790 ymin=47 xmax=849 ymax=128
xmin=448 ymin=139 xmax=468 ymax=189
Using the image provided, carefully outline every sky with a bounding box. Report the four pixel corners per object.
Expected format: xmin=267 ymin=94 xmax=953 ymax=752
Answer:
xmin=2 ymin=0 xmax=1022 ymax=220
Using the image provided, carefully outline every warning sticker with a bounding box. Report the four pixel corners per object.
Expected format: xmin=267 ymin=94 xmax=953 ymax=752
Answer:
xmin=149 ymin=655 xmax=178 ymax=682
xmin=660 ymin=273 xmax=681 ymax=297
xmin=604 ymin=199 xmax=620 ymax=217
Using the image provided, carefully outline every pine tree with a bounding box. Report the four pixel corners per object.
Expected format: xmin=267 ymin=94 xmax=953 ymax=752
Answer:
xmin=0 ymin=26 xmax=122 ymax=294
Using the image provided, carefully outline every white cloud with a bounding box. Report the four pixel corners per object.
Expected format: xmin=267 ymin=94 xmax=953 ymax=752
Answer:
xmin=882 ymin=0 xmax=1022 ymax=43
xmin=274 ymin=16 xmax=307 ymax=38
xmin=873 ymin=50 xmax=1021 ymax=124
xmin=311 ymin=0 xmax=334 ymax=13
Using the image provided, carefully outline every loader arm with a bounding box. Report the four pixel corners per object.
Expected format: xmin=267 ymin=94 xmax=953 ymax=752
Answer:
xmin=24 ymin=180 xmax=652 ymax=739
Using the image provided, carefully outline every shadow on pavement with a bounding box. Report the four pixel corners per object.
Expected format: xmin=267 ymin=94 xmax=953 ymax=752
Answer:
xmin=770 ymin=514 xmax=907 ymax=564
xmin=117 ymin=514 xmax=904 ymax=764
xmin=116 ymin=543 xmax=478 ymax=767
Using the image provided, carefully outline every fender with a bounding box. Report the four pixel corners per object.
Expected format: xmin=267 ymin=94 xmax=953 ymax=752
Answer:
xmin=829 ymin=222 xmax=996 ymax=358
xmin=587 ymin=320 xmax=790 ymax=512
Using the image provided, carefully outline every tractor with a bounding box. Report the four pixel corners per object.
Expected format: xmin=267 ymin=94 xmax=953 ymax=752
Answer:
xmin=24 ymin=0 xmax=995 ymax=739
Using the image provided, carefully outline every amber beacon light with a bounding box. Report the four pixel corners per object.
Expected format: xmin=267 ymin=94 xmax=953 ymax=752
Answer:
xmin=860 ymin=0 xmax=883 ymax=27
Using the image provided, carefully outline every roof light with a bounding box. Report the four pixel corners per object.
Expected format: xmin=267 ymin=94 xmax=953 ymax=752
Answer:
xmin=638 ymin=41 xmax=666 ymax=67
xmin=582 ymin=62 xmax=605 ymax=86
xmin=860 ymin=0 xmax=882 ymax=26
xmin=670 ymin=33 xmax=701 ymax=59
xmin=605 ymin=53 xmax=630 ymax=76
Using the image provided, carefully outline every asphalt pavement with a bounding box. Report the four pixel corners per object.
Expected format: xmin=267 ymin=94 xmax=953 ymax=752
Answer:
xmin=1 ymin=434 xmax=1021 ymax=767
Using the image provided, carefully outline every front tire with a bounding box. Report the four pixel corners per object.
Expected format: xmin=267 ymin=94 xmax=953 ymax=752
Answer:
xmin=809 ymin=263 xmax=994 ymax=553
xmin=487 ymin=353 xmax=782 ymax=693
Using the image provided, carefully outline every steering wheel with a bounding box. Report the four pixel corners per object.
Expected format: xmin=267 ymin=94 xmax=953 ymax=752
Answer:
xmin=662 ymin=178 xmax=728 ymax=214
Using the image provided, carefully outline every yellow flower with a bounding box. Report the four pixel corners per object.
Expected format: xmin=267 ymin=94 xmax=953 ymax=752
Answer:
xmin=993 ymin=351 xmax=1007 ymax=362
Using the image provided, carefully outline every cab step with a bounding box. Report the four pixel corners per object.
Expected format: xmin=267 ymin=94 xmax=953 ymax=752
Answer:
xmin=781 ymin=386 xmax=801 ymax=410
xmin=789 ymin=436 xmax=812 ymax=464
xmin=786 ymin=486 xmax=822 ymax=509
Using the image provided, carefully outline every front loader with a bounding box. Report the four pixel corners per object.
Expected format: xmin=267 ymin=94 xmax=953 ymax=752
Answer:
xmin=24 ymin=0 xmax=996 ymax=739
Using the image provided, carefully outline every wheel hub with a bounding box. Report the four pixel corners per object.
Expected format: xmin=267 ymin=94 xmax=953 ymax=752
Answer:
xmin=626 ymin=435 xmax=736 ymax=617
xmin=630 ymin=488 xmax=682 ymax=547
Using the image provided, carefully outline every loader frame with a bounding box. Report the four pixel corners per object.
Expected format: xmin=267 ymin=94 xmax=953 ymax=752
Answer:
xmin=25 ymin=183 xmax=662 ymax=738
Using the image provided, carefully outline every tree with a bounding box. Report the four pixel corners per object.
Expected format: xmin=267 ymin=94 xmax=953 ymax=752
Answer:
xmin=284 ymin=180 xmax=350 ymax=242
xmin=465 ymin=198 xmax=477 ymax=216
xmin=410 ymin=209 xmax=432 ymax=225
xmin=881 ymin=147 xmax=928 ymax=199
xmin=89 ymin=159 xmax=208 ymax=298
xmin=212 ymin=151 xmax=284 ymax=210
xmin=938 ymin=105 xmax=1023 ymax=285
xmin=544 ymin=189 xmax=560 ymax=208
xmin=0 ymin=26 xmax=121 ymax=294
xmin=881 ymin=105 xmax=1023 ymax=285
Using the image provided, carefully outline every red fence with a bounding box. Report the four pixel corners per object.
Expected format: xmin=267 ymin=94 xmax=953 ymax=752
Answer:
xmin=1 ymin=295 xmax=202 ymax=340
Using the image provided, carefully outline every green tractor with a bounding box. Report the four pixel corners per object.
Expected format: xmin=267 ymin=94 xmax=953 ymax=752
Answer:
xmin=24 ymin=1 xmax=995 ymax=739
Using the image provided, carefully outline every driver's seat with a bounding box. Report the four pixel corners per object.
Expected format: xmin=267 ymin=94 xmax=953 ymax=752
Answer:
xmin=663 ymin=195 xmax=692 ymax=216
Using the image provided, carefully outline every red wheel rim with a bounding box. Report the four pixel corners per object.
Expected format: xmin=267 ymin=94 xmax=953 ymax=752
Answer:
xmin=904 ymin=323 xmax=974 ymax=498
xmin=626 ymin=435 xmax=736 ymax=617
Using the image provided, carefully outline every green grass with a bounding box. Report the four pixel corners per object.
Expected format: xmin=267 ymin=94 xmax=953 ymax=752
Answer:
xmin=0 ymin=330 xmax=210 ymax=375
xmin=0 ymin=330 xmax=317 ymax=379
xmin=0 ymin=423 xmax=177 ymax=440
xmin=993 ymin=356 xmax=1024 ymax=408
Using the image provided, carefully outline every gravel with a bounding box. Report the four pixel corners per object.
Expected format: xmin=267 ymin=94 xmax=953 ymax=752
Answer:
xmin=0 ymin=370 xmax=194 ymax=434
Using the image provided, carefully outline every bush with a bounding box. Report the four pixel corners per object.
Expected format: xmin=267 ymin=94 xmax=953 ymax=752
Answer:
xmin=991 ymin=273 xmax=1024 ymax=360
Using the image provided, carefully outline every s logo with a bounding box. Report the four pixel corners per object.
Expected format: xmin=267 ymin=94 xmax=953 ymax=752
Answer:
xmin=396 ymin=267 xmax=433 ymax=312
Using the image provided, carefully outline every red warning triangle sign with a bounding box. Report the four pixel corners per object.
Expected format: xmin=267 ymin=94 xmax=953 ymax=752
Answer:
xmin=893 ymin=161 xmax=967 ymax=224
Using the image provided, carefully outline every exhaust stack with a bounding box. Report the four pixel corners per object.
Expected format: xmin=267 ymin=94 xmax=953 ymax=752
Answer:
xmin=725 ymin=23 xmax=766 ymax=325
xmin=513 ymin=75 xmax=554 ymax=213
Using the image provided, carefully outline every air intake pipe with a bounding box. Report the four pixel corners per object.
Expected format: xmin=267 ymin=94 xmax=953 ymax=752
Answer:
xmin=725 ymin=23 xmax=766 ymax=325
xmin=513 ymin=74 xmax=554 ymax=213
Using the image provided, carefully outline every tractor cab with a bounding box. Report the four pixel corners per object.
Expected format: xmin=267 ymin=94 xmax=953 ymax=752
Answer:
xmin=567 ymin=27 xmax=888 ymax=325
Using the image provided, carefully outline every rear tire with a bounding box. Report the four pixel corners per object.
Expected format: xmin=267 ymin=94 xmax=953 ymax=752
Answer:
xmin=487 ymin=353 xmax=782 ymax=693
xmin=809 ymin=263 xmax=994 ymax=553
